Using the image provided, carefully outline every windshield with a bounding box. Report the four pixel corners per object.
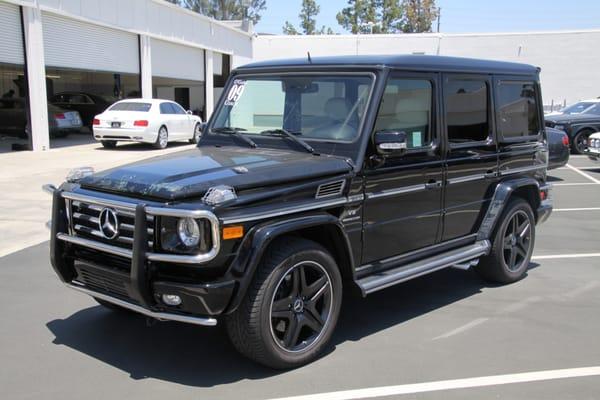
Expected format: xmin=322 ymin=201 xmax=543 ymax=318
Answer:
xmin=211 ymin=74 xmax=374 ymax=143
xmin=109 ymin=102 xmax=152 ymax=112
xmin=561 ymin=102 xmax=597 ymax=114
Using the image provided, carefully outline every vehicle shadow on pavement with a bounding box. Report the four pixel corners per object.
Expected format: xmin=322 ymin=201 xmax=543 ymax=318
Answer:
xmin=45 ymin=266 xmax=536 ymax=387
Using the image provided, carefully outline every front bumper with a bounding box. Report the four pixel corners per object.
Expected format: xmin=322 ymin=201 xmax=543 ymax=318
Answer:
xmin=585 ymin=148 xmax=600 ymax=162
xmin=49 ymin=188 xmax=233 ymax=326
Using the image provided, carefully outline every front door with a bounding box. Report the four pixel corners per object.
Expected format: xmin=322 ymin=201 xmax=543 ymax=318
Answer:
xmin=362 ymin=72 xmax=444 ymax=264
xmin=441 ymin=74 xmax=499 ymax=241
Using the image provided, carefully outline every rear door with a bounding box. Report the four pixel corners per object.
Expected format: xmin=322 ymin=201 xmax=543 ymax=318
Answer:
xmin=362 ymin=72 xmax=444 ymax=264
xmin=170 ymin=102 xmax=192 ymax=137
xmin=441 ymin=74 xmax=499 ymax=241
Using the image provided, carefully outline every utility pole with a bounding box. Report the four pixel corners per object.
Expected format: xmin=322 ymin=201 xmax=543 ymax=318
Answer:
xmin=437 ymin=7 xmax=441 ymax=33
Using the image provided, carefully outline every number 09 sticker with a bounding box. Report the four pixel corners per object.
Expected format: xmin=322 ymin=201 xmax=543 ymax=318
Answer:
xmin=224 ymin=79 xmax=246 ymax=106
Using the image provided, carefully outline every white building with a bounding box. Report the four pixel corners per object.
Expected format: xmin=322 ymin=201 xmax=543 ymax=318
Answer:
xmin=1 ymin=0 xmax=599 ymax=152
xmin=0 ymin=0 xmax=252 ymax=151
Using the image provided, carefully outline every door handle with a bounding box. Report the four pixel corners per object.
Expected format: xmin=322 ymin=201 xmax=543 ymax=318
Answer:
xmin=484 ymin=170 xmax=498 ymax=179
xmin=424 ymin=180 xmax=442 ymax=189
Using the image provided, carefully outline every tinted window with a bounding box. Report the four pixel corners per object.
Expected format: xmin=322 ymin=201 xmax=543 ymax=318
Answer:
xmin=585 ymin=103 xmax=600 ymax=115
xmin=374 ymin=78 xmax=433 ymax=149
xmin=110 ymin=102 xmax=152 ymax=112
xmin=445 ymin=79 xmax=489 ymax=143
xmin=170 ymin=102 xmax=186 ymax=114
xmin=160 ymin=103 xmax=174 ymax=114
xmin=496 ymin=82 xmax=540 ymax=139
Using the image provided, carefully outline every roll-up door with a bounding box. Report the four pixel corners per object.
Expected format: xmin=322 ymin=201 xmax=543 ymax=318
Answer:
xmin=152 ymin=39 xmax=204 ymax=81
xmin=0 ymin=2 xmax=24 ymax=65
xmin=42 ymin=12 xmax=139 ymax=73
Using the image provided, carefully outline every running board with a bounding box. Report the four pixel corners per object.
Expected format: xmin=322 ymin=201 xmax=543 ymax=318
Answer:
xmin=356 ymin=240 xmax=491 ymax=296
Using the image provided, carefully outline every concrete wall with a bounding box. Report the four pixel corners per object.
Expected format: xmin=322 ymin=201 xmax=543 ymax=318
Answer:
xmin=254 ymin=31 xmax=600 ymax=106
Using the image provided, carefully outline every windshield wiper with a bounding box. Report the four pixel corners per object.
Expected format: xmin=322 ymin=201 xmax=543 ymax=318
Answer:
xmin=260 ymin=129 xmax=314 ymax=154
xmin=211 ymin=127 xmax=257 ymax=148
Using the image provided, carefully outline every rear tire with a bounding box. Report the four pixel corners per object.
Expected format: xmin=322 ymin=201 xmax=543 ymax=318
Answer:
xmin=477 ymin=198 xmax=535 ymax=284
xmin=226 ymin=237 xmax=343 ymax=369
xmin=101 ymin=140 xmax=117 ymax=149
xmin=153 ymin=126 xmax=168 ymax=149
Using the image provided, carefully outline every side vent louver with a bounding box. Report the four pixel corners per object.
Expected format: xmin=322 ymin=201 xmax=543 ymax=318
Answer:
xmin=316 ymin=180 xmax=346 ymax=199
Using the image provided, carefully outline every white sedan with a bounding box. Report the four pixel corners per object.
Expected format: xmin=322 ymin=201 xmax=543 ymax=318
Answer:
xmin=92 ymin=98 xmax=203 ymax=149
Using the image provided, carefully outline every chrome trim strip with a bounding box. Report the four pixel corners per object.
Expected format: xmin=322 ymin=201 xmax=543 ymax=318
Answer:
xmin=65 ymin=282 xmax=217 ymax=326
xmin=62 ymin=192 xmax=136 ymax=212
xmin=347 ymin=194 xmax=365 ymax=203
xmin=366 ymin=183 xmax=426 ymax=200
xmin=222 ymin=197 xmax=349 ymax=224
xmin=57 ymin=233 xmax=133 ymax=258
xmin=447 ymin=174 xmax=486 ymax=185
xmin=499 ymin=164 xmax=546 ymax=176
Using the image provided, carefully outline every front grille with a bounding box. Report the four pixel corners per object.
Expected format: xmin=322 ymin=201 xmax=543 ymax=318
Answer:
xmin=74 ymin=263 xmax=134 ymax=301
xmin=69 ymin=200 xmax=154 ymax=250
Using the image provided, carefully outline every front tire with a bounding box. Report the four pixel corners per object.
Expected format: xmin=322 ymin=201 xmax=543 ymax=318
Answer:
xmin=153 ymin=126 xmax=168 ymax=149
xmin=189 ymin=123 xmax=201 ymax=144
xmin=572 ymin=129 xmax=592 ymax=155
xmin=477 ymin=198 xmax=535 ymax=284
xmin=226 ymin=237 xmax=342 ymax=369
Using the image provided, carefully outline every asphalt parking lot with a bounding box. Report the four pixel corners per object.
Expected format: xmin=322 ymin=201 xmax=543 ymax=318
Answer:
xmin=0 ymin=155 xmax=599 ymax=400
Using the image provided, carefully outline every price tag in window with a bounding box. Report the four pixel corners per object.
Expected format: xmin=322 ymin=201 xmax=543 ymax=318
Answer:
xmin=412 ymin=131 xmax=422 ymax=147
xmin=224 ymin=79 xmax=246 ymax=106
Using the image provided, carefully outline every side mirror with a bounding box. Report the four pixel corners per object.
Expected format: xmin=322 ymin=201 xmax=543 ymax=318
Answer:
xmin=375 ymin=130 xmax=408 ymax=155
xmin=186 ymin=110 xmax=193 ymax=115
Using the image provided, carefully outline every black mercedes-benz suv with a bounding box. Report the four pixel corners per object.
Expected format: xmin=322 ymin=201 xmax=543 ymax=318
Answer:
xmin=47 ymin=55 xmax=552 ymax=369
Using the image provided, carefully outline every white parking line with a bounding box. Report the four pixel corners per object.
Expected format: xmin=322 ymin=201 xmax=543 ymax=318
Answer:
xmin=553 ymin=183 xmax=599 ymax=187
xmin=432 ymin=318 xmax=489 ymax=340
xmin=566 ymin=164 xmax=600 ymax=184
xmin=269 ymin=366 xmax=600 ymax=400
xmin=553 ymin=207 xmax=600 ymax=212
xmin=532 ymin=253 xmax=600 ymax=260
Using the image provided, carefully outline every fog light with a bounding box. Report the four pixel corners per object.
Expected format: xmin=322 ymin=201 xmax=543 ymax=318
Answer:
xmin=161 ymin=294 xmax=182 ymax=306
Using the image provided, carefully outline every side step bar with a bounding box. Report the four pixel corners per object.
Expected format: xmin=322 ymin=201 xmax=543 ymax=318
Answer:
xmin=357 ymin=240 xmax=491 ymax=296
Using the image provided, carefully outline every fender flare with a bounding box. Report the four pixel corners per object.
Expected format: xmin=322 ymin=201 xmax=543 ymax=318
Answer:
xmin=477 ymin=177 xmax=541 ymax=241
xmin=224 ymin=213 xmax=354 ymax=313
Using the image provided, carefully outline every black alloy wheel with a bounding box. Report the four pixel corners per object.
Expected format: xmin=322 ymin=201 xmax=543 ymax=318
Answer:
xmin=572 ymin=130 xmax=592 ymax=155
xmin=270 ymin=261 xmax=333 ymax=352
xmin=502 ymin=210 xmax=532 ymax=272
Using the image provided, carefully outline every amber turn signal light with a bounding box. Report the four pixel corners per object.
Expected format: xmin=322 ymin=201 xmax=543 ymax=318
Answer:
xmin=222 ymin=225 xmax=244 ymax=240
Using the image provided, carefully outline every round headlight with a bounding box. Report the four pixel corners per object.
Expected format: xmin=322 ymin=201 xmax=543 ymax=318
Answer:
xmin=177 ymin=217 xmax=200 ymax=247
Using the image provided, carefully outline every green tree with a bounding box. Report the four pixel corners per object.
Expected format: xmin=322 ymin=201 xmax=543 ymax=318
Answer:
xmin=399 ymin=0 xmax=439 ymax=33
xmin=177 ymin=0 xmax=267 ymax=24
xmin=336 ymin=0 xmax=375 ymax=34
xmin=283 ymin=0 xmax=333 ymax=35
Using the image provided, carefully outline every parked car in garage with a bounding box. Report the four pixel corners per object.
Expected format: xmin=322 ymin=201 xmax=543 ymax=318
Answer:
xmin=586 ymin=131 xmax=600 ymax=162
xmin=92 ymin=98 xmax=203 ymax=149
xmin=0 ymin=98 xmax=82 ymax=138
xmin=50 ymin=92 xmax=116 ymax=128
xmin=545 ymin=112 xmax=600 ymax=154
xmin=546 ymin=127 xmax=570 ymax=169
xmin=545 ymin=98 xmax=600 ymax=117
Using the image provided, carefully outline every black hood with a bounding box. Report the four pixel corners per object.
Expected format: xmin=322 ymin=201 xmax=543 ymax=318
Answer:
xmin=545 ymin=113 xmax=600 ymax=123
xmin=79 ymin=146 xmax=352 ymax=201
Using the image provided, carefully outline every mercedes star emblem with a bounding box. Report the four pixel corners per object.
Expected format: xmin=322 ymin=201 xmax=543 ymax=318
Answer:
xmin=98 ymin=208 xmax=119 ymax=240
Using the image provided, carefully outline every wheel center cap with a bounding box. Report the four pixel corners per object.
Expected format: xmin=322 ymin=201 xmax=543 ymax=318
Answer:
xmin=511 ymin=236 xmax=517 ymax=246
xmin=292 ymin=298 xmax=304 ymax=313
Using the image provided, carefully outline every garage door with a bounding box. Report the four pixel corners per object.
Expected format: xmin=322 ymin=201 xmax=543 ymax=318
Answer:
xmin=42 ymin=12 xmax=139 ymax=73
xmin=0 ymin=2 xmax=24 ymax=64
xmin=152 ymin=38 xmax=204 ymax=81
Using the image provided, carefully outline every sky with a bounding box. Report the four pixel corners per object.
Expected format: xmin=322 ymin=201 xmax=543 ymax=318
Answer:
xmin=255 ymin=0 xmax=600 ymax=35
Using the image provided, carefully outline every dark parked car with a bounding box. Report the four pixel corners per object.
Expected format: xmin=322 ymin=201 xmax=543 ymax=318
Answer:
xmin=546 ymin=127 xmax=570 ymax=169
xmin=545 ymin=112 xmax=600 ymax=155
xmin=0 ymin=97 xmax=82 ymax=139
xmin=46 ymin=55 xmax=552 ymax=369
xmin=50 ymin=92 xmax=116 ymax=128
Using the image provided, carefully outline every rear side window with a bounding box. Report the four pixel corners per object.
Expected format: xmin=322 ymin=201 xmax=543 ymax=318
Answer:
xmin=374 ymin=78 xmax=433 ymax=149
xmin=444 ymin=79 xmax=490 ymax=144
xmin=110 ymin=102 xmax=151 ymax=112
xmin=496 ymin=81 xmax=540 ymax=139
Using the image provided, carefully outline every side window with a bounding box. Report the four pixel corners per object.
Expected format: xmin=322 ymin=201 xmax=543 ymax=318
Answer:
xmin=373 ymin=78 xmax=433 ymax=149
xmin=159 ymin=103 xmax=173 ymax=114
xmin=587 ymin=103 xmax=600 ymax=115
xmin=444 ymin=78 xmax=490 ymax=144
xmin=171 ymin=102 xmax=186 ymax=114
xmin=496 ymin=81 xmax=540 ymax=139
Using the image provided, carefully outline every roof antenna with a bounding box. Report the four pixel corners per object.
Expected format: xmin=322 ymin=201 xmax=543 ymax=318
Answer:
xmin=307 ymin=51 xmax=312 ymax=64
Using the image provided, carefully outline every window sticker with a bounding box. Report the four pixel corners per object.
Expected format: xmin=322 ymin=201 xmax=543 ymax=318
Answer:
xmin=412 ymin=131 xmax=422 ymax=147
xmin=224 ymin=79 xmax=246 ymax=106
